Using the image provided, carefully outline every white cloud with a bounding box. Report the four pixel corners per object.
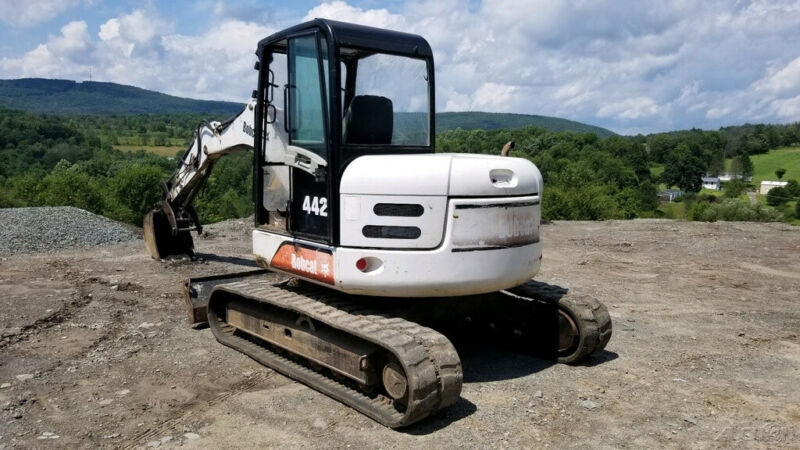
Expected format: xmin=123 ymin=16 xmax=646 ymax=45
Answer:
xmin=598 ymin=97 xmax=660 ymax=120
xmin=303 ymin=1 xmax=407 ymax=29
xmin=0 ymin=21 xmax=92 ymax=77
xmin=0 ymin=8 xmax=271 ymax=103
xmin=754 ymin=56 xmax=800 ymax=95
xmin=1 ymin=1 xmax=800 ymax=133
xmin=0 ymin=0 xmax=84 ymax=27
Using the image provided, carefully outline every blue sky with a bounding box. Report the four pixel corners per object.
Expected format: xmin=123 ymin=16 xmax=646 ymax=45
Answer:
xmin=1 ymin=0 xmax=799 ymax=134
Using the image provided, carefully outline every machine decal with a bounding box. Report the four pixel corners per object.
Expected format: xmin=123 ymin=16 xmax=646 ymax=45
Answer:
xmin=302 ymin=195 xmax=328 ymax=217
xmin=270 ymin=242 xmax=334 ymax=284
xmin=242 ymin=121 xmax=255 ymax=137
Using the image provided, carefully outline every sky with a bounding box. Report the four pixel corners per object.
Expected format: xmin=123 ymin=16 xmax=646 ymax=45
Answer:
xmin=1 ymin=0 xmax=799 ymax=135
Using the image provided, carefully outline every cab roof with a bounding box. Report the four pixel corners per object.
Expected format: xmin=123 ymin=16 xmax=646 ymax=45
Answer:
xmin=256 ymin=18 xmax=433 ymax=59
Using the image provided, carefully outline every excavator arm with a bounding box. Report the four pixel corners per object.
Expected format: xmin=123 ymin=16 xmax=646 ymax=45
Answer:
xmin=143 ymin=99 xmax=257 ymax=259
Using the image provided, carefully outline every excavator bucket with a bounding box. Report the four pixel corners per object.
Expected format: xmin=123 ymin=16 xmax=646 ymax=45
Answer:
xmin=143 ymin=209 xmax=195 ymax=259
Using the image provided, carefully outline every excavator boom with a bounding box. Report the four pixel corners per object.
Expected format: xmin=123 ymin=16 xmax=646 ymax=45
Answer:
xmin=143 ymin=100 xmax=257 ymax=259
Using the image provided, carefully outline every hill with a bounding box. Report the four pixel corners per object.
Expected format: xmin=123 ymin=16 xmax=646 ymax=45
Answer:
xmin=727 ymin=146 xmax=800 ymax=185
xmin=435 ymin=111 xmax=615 ymax=137
xmin=0 ymin=78 xmax=243 ymax=116
xmin=1 ymin=78 xmax=615 ymax=136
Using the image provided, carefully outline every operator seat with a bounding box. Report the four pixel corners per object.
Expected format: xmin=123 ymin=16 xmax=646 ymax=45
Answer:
xmin=343 ymin=95 xmax=393 ymax=145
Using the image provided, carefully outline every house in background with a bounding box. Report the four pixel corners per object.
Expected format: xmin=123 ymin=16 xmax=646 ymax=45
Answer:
xmin=718 ymin=173 xmax=752 ymax=182
xmin=701 ymin=177 xmax=721 ymax=190
xmin=759 ymin=180 xmax=788 ymax=195
xmin=659 ymin=189 xmax=683 ymax=202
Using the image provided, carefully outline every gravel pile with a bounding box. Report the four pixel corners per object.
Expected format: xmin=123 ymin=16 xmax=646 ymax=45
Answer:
xmin=0 ymin=207 xmax=139 ymax=255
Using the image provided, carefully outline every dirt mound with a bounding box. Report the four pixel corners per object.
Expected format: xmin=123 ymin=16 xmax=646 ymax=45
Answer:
xmin=0 ymin=207 xmax=139 ymax=255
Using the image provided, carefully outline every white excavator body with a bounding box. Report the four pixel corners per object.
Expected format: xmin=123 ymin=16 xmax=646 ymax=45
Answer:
xmin=141 ymin=19 xmax=610 ymax=429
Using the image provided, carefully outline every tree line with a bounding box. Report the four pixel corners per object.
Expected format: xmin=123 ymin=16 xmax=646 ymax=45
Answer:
xmin=1 ymin=106 xmax=798 ymax=226
xmin=0 ymin=107 xmax=251 ymax=225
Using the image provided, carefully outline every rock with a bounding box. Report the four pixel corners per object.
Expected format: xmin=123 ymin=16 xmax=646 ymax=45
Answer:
xmin=184 ymin=432 xmax=200 ymax=440
xmin=683 ymin=416 xmax=697 ymax=425
xmin=737 ymin=332 xmax=745 ymax=336
xmin=146 ymin=440 xmax=161 ymax=448
xmin=98 ymin=398 xmax=113 ymax=406
xmin=313 ymin=418 xmax=327 ymax=429
xmin=110 ymin=285 xmax=119 ymax=291
xmin=534 ymin=390 xmax=543 ymax=398
xmin=15 ymin=374 xmax=33 ymax=382
xmin=580 ymin=400 xmax=600 ymax=410
xmin=115 ymin=389 xmax=130 ymax=396
xmin=1 ymin=383 xmax=11 ymax=389
xmin=36 ymin=432 xmax=59 ymax=440
xmin=160 ymin=436 xmax=172 ymax=444
xmin=138 ymin=322 xmax=155 ymax=329
xmin=0 ymin=207 xmax=137 ymax=254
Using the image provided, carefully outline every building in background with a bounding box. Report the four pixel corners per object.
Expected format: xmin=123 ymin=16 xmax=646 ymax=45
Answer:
xmin=658 ymin=189 xmax=683 ymax=202
xmin=701 ymin=177 xmax=721 ymax=190
xmin=759 ymin=180 xmax=788 ymax=195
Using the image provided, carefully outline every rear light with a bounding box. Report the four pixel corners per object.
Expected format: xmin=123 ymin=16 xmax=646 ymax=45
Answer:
xmin=355 ymin=257 xmax=383 ymax=274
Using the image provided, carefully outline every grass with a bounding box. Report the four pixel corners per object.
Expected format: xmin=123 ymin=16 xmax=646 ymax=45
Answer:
xmin=649 ymin=162 xmax=664 ymax=179
xmin=657 ymin=201 xmax=685 ymax=219
xmin=699 ymin=188 xmax=724 ymax=197
xmin=750 ymin=146 xmax=800 ymax=185
xmin=114 ymin=144 xmax=184 ymax=157
xmin=725 ymin=146 xmax=800 ymax=185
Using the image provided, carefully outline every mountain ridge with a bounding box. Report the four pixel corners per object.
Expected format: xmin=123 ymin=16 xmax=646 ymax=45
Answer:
xmin=0 ymin=78 xmax=615 ymax=136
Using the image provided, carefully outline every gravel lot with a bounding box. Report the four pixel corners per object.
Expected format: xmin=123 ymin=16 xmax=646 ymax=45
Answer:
xmin=0 ymin=217 xmax=799 ymax=448
xmin=0 ymin=207 xmax=138 ymax=255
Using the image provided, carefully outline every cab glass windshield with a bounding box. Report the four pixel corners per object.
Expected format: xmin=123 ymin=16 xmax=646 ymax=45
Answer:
xmin=341 ymin=50 xmax=429 ymax=146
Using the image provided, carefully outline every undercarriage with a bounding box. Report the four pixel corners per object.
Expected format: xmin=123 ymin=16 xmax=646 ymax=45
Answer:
xmin=188 ymin=274 xmax=612 ymax=428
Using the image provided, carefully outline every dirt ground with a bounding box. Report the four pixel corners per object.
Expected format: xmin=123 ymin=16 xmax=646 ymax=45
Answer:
xmin=1 ymin=219 xmax=799 ymax=449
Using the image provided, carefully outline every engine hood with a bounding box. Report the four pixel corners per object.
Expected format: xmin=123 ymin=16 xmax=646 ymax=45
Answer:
xmin=339 ymin=153 xmax=542 ymax=197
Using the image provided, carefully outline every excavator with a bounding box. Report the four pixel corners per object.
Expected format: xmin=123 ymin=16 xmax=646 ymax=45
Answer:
xmin=143 ymin=19 xmax=611 ymax=428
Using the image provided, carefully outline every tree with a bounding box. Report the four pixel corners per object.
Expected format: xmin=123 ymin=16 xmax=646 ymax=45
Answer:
xmin=723 ymin=179 xmax=747 ymax=198
xmin=766 ymin=187 xmax=791 ymax=206
xmin=739 ymin=152 xmax=754 ymax=178
xmin=775 ymin=168 xmax=786 ymax=180
xmin=785 ymin=179 xmax=800 ymax=197
xmin=708 ymin=151 xmax=725 ymax=176
xmin=661 ymin=143 xmax=706 ymax=192
xmin=36 ymin=167 xmax=106 ymax=214
xmin=110 ymin=164 xmax=167 ymax=224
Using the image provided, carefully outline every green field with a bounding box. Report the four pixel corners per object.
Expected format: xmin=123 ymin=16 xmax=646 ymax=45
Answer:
xmin=656 ymin=201 xmax=685 ymax=219
xmin=726 ymin=146 xmax=800 ymax=185
xmin=114 ymin=145 xmax=184 ymax=157
xmin=649 ymin=162 xmax=664 ymax=179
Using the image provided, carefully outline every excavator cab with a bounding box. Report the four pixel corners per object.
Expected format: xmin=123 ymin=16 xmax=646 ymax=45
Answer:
xmin=253 ymin=19 xmax=435 ymax=246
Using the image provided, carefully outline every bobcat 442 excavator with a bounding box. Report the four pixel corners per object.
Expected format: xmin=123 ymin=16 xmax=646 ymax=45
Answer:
xmin=143 ymin=19 xmax=611 ymax=428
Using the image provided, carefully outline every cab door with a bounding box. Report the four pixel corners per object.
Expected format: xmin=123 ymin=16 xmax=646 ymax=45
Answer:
xmin=287 ymin=33 xmax=330 ymax=243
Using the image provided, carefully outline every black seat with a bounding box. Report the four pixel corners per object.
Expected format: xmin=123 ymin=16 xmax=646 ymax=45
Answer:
xmin=343 ymin=95 xmax=393 ymax=145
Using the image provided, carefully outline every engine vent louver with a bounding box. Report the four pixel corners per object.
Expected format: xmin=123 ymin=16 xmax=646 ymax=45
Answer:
xmin=362 ymin=225 xmax=421 ymax=239
xmin=373 ymin=203 xmax=424 ymax=217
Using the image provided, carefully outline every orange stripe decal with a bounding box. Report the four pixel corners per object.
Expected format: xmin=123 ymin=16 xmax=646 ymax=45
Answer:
xmin=270 ymin=242 xmax=335 ymax=285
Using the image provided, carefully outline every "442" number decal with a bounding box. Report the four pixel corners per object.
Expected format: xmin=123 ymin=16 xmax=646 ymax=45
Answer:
xmin=302 ymin=195 xmax=328 ymax=217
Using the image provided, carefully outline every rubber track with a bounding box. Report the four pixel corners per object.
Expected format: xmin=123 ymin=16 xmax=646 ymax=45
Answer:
xmin=207 ymin=279 xmax=462 ymax=428
xmin=506 ymin=280 xmax=612 ymax=364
